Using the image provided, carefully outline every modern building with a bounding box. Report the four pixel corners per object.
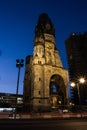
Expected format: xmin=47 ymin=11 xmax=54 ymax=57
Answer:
xmin=0 ymin=92 xmax=23 ymax=112
xmin=23 ymin=13 xmax=69 ymax=112
xmin=65 ymin=33 xmax=87 ymax=105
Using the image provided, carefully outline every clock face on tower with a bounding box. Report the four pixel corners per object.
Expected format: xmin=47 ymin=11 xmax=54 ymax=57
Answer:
xmin=46 ymin=23 xmax=51 ymax=30
xmin=46 ymin=43 xmax=53 ymax=49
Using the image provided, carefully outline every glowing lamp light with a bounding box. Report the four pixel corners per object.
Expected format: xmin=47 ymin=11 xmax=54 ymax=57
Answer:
xmin=79 ymin=78 xmax=85 ymax=84
xmin=70 ymin=82 xmax=75 ymax=87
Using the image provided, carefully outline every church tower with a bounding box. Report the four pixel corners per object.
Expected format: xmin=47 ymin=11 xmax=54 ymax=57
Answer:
xmin=23 ymin=13 xmax=69 ymax=112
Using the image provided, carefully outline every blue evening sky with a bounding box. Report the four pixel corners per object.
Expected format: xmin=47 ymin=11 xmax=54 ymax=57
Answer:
xmin=0 ymin=0 xmax=87 ymax=95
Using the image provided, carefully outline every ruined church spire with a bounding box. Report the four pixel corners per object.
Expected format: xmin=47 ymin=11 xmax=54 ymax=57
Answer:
xmin=35 ymin=13 xmax=55 ymax=37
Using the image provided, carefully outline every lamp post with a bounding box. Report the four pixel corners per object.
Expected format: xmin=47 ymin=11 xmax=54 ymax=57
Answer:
xmin=70 ymin=78 xmax=85 ymax=106
xmin=14 ymin=59 xmax=24 ymax=119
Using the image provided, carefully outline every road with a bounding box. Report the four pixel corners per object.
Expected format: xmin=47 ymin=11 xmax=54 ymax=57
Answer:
xmin=0 ymin=118 xmax=87 ymax=130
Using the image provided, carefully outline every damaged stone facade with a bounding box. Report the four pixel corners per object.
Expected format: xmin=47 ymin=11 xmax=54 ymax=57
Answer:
xmin=23 ymin=13 xmax=69 ymax=112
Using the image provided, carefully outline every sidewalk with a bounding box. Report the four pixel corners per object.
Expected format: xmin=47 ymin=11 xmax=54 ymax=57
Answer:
xmin=10 ymin=112 xmax=87 ymax=119
xmin=0 ymin=112 xmax=87 ymax=119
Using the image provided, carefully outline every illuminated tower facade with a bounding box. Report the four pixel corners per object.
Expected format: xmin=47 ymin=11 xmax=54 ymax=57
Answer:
xmin=23 ymin=13 xmax=68 ymax=112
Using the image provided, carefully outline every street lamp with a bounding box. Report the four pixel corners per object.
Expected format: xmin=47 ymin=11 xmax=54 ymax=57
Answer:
xmin=70 ymin=77 xmax=85 ymax=106
xmin=14 ymin=59 xmax=24 ymax=119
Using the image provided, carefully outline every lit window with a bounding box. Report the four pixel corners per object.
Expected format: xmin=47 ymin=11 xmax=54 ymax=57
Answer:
xmin=70 ymin=55 xmax=72 ymax=60
xmin=52 ymin=85 xmax=57 ymax=93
